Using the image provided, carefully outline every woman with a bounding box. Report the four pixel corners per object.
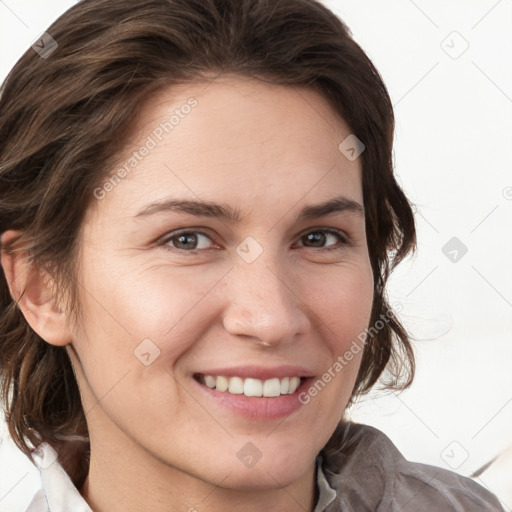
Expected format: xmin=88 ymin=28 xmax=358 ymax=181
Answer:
xmin=0 ymin=0 xmax=505 ymax=510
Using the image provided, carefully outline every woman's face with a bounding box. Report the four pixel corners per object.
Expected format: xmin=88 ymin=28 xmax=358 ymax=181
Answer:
xmin=69 ymin=75 xmax=374 ymax=490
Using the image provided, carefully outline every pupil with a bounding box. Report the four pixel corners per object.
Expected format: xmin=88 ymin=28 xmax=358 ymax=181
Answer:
xmin=307 ymin=232 xmax=325 ymax=247
xmin=175 ymin=233 xmax=197 ymax=249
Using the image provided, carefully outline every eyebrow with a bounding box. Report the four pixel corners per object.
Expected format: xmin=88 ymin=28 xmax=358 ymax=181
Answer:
xmin=134 ymin=195 xmax=364 ymax=223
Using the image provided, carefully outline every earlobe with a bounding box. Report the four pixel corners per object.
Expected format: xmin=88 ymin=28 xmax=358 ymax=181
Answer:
xmin=0 ymin=230 xmax=72 ymax=347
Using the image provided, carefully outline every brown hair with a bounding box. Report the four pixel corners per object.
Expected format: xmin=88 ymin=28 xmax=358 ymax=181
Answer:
xmin=0 ymin=0 xmax=416 ymax=487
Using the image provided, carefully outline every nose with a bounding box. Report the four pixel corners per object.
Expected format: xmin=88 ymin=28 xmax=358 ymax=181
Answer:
xmin=221 ymin=254 xmax=311 ymax=347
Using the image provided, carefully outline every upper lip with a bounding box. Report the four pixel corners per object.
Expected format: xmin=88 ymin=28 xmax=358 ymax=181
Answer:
xmin=195 ymin=365 xmax=315 ymax=381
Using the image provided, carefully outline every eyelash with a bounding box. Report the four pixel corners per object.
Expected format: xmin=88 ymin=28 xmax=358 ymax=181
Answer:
xmin=159 ymin=228 xmax=351 ymax=254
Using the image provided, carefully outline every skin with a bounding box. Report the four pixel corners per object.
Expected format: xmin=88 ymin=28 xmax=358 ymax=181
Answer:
xmin=1 ymin=75 xmax=374 ymax=512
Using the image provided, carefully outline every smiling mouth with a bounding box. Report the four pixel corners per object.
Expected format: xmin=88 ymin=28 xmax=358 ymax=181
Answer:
xmin=194 ymin=373 xmax=305 ymax=398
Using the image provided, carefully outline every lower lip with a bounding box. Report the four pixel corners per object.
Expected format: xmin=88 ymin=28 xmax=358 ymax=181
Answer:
xmin=193 ymin=377 xmax=314 ymax=420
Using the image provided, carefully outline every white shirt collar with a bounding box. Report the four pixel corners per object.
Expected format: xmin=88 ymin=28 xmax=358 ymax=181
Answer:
xmin=26 ymin=442 xmax=92 ymax=512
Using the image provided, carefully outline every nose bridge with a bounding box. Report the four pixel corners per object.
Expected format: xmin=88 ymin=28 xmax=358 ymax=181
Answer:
xmin=221 ymin=240 xmax=308 ymax=344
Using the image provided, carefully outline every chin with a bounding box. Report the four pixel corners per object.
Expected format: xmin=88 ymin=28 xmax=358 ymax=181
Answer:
xmin=229 ymin=439 xmax=318 ymax=489
xmin=218 ymin=459 xmax=312 ymax=491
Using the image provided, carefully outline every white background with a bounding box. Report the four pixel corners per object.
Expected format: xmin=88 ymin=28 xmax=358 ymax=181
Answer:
xmin=0 ymin=0 xmax=511 ymax=510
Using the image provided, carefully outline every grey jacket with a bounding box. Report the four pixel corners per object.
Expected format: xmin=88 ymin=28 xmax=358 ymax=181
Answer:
xmin=315 ymin=421 xmax=505 ymax=511
xmin=26 ymin=421 xmax=505 ymax=511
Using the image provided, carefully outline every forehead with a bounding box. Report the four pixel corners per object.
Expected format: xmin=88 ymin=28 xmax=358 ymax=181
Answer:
xmin=89 ymin=74 xmax=363 ymax=221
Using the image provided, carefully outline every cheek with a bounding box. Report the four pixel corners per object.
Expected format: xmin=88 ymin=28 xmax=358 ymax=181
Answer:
xmin=112 ymin=267 xmax=224 ymax=361
xmin=309 ymin=260 xmax=374 ymax=347
xmin=74 ymin=254 xmax=213 ymax=346
xmin=304 ymin=260 xmax=374 ymax=402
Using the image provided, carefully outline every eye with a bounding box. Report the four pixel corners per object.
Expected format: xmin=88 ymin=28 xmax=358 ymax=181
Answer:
xmin=161 ymin=230 xmax=216 ymax=252
xmin=159 ymin=227 xmax=350 ymax=254
xmin=295 ymin=228 xmax=349 ymax=250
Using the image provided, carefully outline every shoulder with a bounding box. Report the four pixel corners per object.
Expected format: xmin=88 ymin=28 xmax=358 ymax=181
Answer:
xmin=319 ymin=421 xmax=505 ymax=512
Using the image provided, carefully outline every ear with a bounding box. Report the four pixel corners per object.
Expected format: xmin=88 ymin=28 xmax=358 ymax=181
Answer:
xmin=0 ymin=230 xmax=72 ymax=346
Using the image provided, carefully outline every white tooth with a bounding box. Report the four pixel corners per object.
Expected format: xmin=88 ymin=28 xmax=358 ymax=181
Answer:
xmin=228 ymin=376 xmax=244 ymax=394
xmin=244 ymin=378 xmax=263 ymax=397
xmin=204 ymin=375 xmax=216 ymax=388
xmin=288 ymin=376 xmax=300 ymax=394
xmin=216 ymin=376 xmax=229 ymax=392
xmin=263 ymin=378 xmax=281 ymax=397
xmin=206 ymin=375 xmax=302 ymax=397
